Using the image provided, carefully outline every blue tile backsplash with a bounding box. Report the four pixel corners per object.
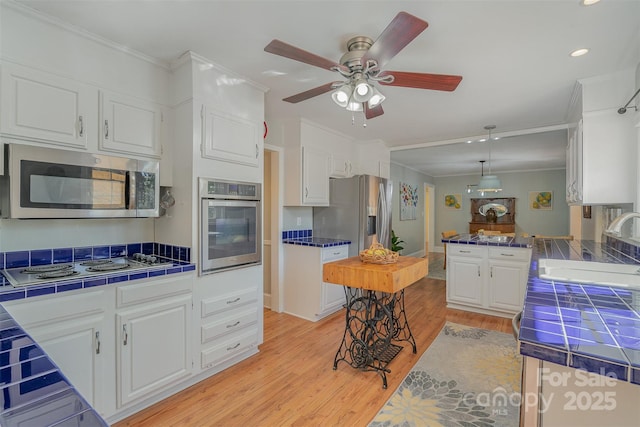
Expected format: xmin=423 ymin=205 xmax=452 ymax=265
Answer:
xmin=0 ymin=242 xmax=195 ymax=302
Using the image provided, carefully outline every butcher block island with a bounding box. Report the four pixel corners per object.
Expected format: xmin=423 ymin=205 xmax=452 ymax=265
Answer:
xmin=322 ymin=256 xmax=428 ymax=293
xmin=323 ymin=256 xmax=427 ymax=388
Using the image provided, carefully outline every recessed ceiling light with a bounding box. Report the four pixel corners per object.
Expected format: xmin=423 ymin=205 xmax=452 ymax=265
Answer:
xmin=570 ymin=48 xmax=590 ymax=57
xmin=581 ymin=0 xmax=601 ymax=6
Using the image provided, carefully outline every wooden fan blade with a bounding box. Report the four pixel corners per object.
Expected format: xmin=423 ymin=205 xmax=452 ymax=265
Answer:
xmin=362 ymin=12 xmax=428 ymax=69
xmin=265 ymin=40 xmax=348 ymax=73
xmin=282 ymin=82 xmax=338 ymax=103
xmin=379 ymin=71 xmax=462 ymax=91
xmin=365 ymin=104 xmax=384 ymax=119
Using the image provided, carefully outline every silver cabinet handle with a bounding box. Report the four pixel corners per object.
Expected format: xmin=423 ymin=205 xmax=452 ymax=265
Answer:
xmin=95 ymin=331 xmax=100 ymax=354
xmin=104 ymin=119 xmax=109 ymax=139
xmin=305 ymin=187 xmax=309 ymax=198
xmin=122 ymin=324 xmax=128 ymax=346
xmin=78 ymin=115 xmax=84 ymax=137
xmin=478 ymin=266 xmax=481 ymax=277
xmin=460 ymin=250 xmax=471 ymax=253
xmin=226 ymin=321 xmax=241 ymax=329
xmin=500 ymin=253 xmax=514 ymax=257
xmin=227 ymin=343 xmax=241 ymax=351
xmin=255 ymin=144 xmax=259 ymax=158
xmin=226 ymin=297 xmax=240 ymax=304
xmin=490 ymin=266 xmax=493 ymax=278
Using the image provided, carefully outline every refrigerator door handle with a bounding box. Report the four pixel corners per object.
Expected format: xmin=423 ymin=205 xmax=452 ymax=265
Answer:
xmin=378 ymin=181 xmax=389 ymax=248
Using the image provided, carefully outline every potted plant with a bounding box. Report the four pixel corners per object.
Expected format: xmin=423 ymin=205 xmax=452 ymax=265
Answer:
xmin=391 ymin=230 xmax=405 ymax=253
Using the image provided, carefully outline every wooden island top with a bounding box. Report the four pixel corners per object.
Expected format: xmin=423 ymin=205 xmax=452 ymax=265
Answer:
xmin=322 ymin=256 xmax=428 ymax=293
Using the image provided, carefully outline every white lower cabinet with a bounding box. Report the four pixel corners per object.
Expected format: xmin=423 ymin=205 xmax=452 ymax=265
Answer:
xmin=199 ymin=287 xmax=259 ymax=370
xmin=446 ymin=244 xmax=532 ymax=317
xmin=448 ymin=255 xmax=484 ymax=307
xmin=284 ymin=244 xmax=349 ymax=321
xmin=2 ymin=289 xmax=108 ymax=414
xmin=115 ymin=276 xmax=193 ymax=408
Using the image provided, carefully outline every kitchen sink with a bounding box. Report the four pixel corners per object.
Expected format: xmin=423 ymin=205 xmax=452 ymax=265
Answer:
xmin=477 ymin=235 xmax=508 ymax=243
xmin=538 ymin=258 xmax=640 ymax=289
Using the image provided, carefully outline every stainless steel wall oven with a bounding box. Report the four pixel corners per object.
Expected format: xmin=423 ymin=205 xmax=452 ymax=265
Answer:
xmin=199 ymin=178 xmax=261 ymax=275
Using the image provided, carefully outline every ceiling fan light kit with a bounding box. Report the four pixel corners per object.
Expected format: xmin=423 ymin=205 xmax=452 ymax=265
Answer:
xmin=264 ymin=11 xmax=462 ymax=122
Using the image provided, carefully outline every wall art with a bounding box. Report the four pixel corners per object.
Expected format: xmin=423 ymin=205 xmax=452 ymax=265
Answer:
xmin=400 ymin=182 xmax=418 ymax=220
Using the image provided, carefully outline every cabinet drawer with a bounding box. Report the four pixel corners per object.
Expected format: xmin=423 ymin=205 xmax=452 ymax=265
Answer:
xmin=201 ymin=307 xmax=258 ymax=344
xmin=117 ymin=275 xmax=193 ymax=308
xmin=201 ymin=328 xmax=258 ymax=369
xmin=488 ymin=247 xmax=531 ymax=262
xmin=201 ymin=288 xmax=257 ymax=319
xmin=322 ymin=245 xmax=348 ymax=262
xmin=447 ymin=245 xmax=484 ymax=258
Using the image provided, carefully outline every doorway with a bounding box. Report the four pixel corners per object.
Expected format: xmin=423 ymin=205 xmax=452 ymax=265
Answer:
xmin=424 ymin=183 xmax=435 ymax=256
xmin=264 ymin=145 xmax=284 ymax=312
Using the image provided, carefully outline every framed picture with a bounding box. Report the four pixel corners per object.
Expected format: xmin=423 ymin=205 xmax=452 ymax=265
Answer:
xmin=529 ymin=191 xmax=553 ymax=210
xmin=444 ymin=194 xmax=462 ymax=210
xmin=399 ymin=182 xmax=418 ymax=220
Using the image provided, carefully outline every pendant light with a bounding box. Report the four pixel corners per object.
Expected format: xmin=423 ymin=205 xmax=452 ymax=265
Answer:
xmin=476 ymin=125 xmax=502 ymax=193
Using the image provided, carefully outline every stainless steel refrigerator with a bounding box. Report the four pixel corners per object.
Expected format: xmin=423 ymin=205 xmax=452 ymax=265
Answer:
xmin=313 ymin=175 xmax=393 ymax=257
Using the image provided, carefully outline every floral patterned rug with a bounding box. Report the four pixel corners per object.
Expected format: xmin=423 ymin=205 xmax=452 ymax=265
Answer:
xmin=369 ymin=322 xmax=522 ymax=427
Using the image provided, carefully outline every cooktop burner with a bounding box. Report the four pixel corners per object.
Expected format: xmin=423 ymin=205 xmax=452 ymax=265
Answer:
xmin=86 ymin=263 xmax=131 ymax=272
xmin=79 ymin=259 xmax=114 ymax=267
xmin=23 ymin=264 xmax=74 ymax=274
xmin=36 ymin=270 xmax=80 ymax=280
xmin=2 ymin=256 xmax=173 ymax=287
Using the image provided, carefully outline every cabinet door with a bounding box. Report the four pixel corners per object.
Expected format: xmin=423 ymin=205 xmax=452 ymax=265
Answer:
xmin=447 ymin=256 xmax=483 ymax=306
xmin=330 ymin=153 xmax=352 ymax=178
xmin=302 ymin=146 xmax=330 ymax=205
xmin=1 ymin=63 xmax=96 ymax=149
xmin=100 ymin=91 xmax=162 ymax=157
xmin=28 ymin=315 xmax=105 ymax=413
xmin=201 ymin=105 xmax=260 ymax=167
xmin=320 ymin=246 xmax=349 ymax=314
xmin=117 ymin=295 xmax=192 ymax=407
xmin=488 ymin=260 xmax=528 ymax=313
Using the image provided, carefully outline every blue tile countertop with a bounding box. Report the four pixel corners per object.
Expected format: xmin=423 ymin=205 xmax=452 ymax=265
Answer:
xmin=282 ymin=229 xmax=351 ymax=248
xmin=0 ymin=241 xmax=196 ymax=425
xmin=0 ymin=242 xmax=196 ymax=301
xmin=441 ymin=232 xmax=533 ymax=248
xmin=519 ymin=237 xmax=640 ymax=386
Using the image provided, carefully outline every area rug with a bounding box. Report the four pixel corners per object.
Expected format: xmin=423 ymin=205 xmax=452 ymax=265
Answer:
xmin=369 ymin=322 xmax=522 ymax=427
xmin=426 ymin=254 xmax=446 ymax=281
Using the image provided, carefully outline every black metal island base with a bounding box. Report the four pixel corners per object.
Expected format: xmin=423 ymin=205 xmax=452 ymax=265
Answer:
xmin=323 ymin=256 xmax=428 ymax=388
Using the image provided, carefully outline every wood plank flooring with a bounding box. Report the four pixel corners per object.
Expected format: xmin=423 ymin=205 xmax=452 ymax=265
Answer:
xmin=114 ymin=276 xmax=512 ymax=427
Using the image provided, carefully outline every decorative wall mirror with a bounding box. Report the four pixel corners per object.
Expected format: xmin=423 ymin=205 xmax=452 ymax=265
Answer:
xmin=479 ymin=202 xmax=508 ymax=217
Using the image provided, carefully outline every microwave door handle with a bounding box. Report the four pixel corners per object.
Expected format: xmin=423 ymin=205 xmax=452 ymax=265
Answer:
xmin=126 ymin=171 xmax=135 ymax=211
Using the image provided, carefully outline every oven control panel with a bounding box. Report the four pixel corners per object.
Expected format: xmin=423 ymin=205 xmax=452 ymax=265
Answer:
xmin=200 ymin=178 xmax=261 ymax=201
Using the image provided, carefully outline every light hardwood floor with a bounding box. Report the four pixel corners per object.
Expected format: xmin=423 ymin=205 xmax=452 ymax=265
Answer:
xmin=114 ymin=276 xmax=512 ymax=427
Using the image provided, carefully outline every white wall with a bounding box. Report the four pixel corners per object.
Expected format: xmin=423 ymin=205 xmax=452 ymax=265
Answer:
xmin=389 ymin=163 xmax=434 ymax=256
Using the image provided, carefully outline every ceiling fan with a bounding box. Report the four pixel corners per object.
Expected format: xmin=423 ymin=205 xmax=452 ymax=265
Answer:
xmin=264 ymin=11 xmax=462 ymax=120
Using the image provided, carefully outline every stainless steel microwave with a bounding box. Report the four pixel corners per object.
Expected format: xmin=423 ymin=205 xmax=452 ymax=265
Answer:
xmin=0 ymin=144 xmax=159 ymax=219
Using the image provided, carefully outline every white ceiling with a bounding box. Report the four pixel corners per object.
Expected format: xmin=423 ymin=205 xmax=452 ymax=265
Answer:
xmin=14 ymin=0 xmax=640 ymax=176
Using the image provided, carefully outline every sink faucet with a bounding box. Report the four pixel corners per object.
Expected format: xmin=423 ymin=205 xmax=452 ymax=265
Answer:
xmin=605 ymin=212 xmax=640 ymax=236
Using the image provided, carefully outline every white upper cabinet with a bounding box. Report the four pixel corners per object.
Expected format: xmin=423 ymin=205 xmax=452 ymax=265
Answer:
xmin=201 ymin=105 xmax=260 ymax=167
xmin=302 ymin=145 xmax=331 ymax=205
xmin=99 ymin=91 xmax=163 ymax=158
xmin=566 ymin=71 xmax=637 ymax=205
xmin=0 ymin=63 xmax=97 ymax=150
